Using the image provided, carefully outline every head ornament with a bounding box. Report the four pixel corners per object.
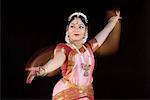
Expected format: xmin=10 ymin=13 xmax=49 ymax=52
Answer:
xmin=68 ymin=12 xmax=88 ymax=23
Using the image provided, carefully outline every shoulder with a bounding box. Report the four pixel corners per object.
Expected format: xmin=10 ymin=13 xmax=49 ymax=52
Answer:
xmin=55 ymin=43 xmax=72 ymax=55
xmin=86 ymin=38 xmax=99 ymax=52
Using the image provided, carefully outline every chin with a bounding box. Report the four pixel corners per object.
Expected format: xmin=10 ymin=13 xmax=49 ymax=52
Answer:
xmin=72 ymin=38 xmax=82 ymax=42
xmin=73 ymin=37 xmax=83 ymax=41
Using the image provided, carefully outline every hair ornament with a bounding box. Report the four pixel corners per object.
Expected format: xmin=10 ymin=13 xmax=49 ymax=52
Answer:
xmin=68 ymin=12 xmax=88 ymax=23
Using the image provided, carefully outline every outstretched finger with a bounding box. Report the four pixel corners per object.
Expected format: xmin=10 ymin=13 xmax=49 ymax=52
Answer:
xmin=26 ymin=72 xmax=36 ymax=84
xmin=116 ymin=10 xmax=120 ymax=16
xmin=25 ymin=67 xmax=39 ymax=71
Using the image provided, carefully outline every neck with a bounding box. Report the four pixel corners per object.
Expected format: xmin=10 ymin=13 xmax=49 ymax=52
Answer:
xmin=69 ymin=39 xmax=83 ymax=49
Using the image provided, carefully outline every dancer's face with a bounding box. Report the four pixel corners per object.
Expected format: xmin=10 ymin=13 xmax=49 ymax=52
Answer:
xmin=67 ymin=17 xmax=87 ymax=42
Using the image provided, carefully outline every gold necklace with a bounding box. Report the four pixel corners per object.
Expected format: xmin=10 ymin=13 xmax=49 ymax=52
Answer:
xmin=69 ymin=43 xmax=92 ymax=77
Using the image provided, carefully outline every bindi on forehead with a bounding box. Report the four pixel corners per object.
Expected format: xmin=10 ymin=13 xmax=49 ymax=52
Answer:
xmin=71 ymin=18 xmax=84 ymax=25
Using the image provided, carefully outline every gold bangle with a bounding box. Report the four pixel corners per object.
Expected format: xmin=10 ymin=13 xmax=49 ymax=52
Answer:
xmin=39 ymin=67 xmax=47 ymax=77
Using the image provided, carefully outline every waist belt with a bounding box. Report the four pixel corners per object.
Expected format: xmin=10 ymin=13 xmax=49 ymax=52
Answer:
xmin=62 ymin=78 xmax=92 ymax=94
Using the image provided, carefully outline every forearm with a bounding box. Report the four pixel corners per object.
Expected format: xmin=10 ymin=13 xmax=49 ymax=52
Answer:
xmin=95 ymin=20 xmax=121 ymax=56
xmin=37 ymin=49 xmax=66 ymax=77
xmin=43 ymin=58 xmax=63 ymax=74
xmin=95 ymin=16 xmax=120 ymax=47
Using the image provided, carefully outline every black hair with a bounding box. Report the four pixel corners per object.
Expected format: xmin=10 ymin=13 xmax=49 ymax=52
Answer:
xmin=67 ymin=15 xmax=88 ymax=26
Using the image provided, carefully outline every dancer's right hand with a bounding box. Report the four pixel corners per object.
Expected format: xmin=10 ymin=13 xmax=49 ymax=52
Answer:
xmin=25 ymin=67 xmax=40 ymax=84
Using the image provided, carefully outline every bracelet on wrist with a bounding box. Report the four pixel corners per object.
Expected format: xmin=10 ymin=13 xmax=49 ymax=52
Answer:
xmin=40 ymin=67 xmax=47 ymax=77
xmin=36 ymin=67 xmax=47 ymax=77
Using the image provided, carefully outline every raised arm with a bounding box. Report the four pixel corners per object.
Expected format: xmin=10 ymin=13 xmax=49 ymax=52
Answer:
xmin=95 ymin=20 xmax=121 ymax=56
xmin=25 ymin=47 xmax=66 ymax=84
xmin=95 ymin=9 xmax=121 ymax=56
xmin=89 ymin=10 xmax=121 ymax=53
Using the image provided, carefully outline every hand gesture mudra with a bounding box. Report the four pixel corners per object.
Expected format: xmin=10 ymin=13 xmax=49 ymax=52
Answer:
xmin=106 ymin=9 xmax=122 ymax=21
xmin=25 ymin=66 xmax=46 ymax=84
xmin=116 ymin=10 xmax=122 ymax=19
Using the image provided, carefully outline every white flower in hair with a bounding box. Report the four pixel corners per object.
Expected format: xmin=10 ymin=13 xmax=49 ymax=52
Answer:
xmin=68 ymin=12 xmax=88 ymax=23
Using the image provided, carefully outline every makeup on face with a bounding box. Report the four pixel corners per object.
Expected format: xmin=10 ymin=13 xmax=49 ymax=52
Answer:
xmin=69 ymin=18 xmax=85 ymax=33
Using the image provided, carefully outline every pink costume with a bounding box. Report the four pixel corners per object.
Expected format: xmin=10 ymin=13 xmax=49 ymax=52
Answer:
xmin=24 ymin=12 xmax=120 ymax=100
xmin=52 ymin=42 xmax=95 ymax=100
xmin=52 ymin=15 xmax=120 ymax=100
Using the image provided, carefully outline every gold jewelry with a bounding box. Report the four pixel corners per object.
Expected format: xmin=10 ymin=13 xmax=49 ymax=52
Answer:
xmin=36 ymin=67 xmax=47 ymax=77
xmin=69 ymin=42 xmax=91 ymax=77
xmin=41 ymin=67 xmax=47 ymax=76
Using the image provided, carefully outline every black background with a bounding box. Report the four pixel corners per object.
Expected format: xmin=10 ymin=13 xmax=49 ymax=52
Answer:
xmin=2 ymin=0 xmax=150 ymax=99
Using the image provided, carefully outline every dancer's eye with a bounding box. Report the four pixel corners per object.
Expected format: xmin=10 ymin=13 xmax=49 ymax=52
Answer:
xmin=70 ymin=26 xmax=74 ymax=28
xmin=79 ymin=26 xmax=84 ymax=29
